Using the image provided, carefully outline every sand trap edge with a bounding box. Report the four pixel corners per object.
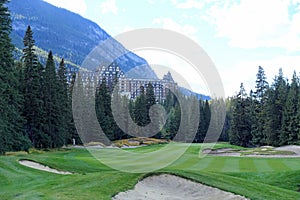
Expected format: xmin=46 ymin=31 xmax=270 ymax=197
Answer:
xmin=19 ymin=160 xmax=72 ymax=175
xmin=112 ymin=173 xmax=249 ymax=200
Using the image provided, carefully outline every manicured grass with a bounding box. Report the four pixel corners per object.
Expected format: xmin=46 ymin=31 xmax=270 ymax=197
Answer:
xmin=0 ymin=151 xmax=141 ymax=200
xmin=0 ymin=143 xmax=299 ymax=200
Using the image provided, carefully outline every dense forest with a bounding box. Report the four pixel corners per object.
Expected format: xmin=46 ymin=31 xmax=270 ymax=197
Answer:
xmin=1 ymin=1 xmax=299 ymax=154
xmin=72 ymin=75 xmax=221 ymax=144
xmin=0 ymin=1 xmax=77 ymax=154
xmin=229 ymin=66 xmax=300 ymax=147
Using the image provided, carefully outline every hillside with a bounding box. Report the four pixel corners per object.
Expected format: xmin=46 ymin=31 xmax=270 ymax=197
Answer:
xmin=8 ymin=0 xmax=157 ymax=79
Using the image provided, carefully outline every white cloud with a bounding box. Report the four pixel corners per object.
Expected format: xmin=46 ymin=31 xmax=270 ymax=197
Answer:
xmin=152 ymin=17 xmax=198 ymax=41
xmin=43 ymin=0 xmax=87 ymax=16
xmin=176 ymin=0 xmax=205 ymax=9
xmin=204 ymin=0 xmax=300 ymax=51
xmin=220 ymin=55 xmax=300 ymax=96
xmin=99 ymin=0 xmax=118 ymax=15
xmin=147 ymin=0 xmax=156 ymax=4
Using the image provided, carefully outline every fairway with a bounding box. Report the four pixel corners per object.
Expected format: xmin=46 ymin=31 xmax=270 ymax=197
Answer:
xmin=0 ymin=143 xmax=300 ymax=200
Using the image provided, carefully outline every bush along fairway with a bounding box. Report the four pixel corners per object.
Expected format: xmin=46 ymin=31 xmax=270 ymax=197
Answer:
xmin=0 ymin=143 xmax=300 ymax=200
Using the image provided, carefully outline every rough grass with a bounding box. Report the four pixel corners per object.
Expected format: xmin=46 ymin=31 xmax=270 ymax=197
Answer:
xmin=0 ymin=143 xmax=299 ymax=200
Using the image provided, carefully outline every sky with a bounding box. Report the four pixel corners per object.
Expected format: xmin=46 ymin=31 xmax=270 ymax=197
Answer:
xmin=43 ymin=0 xmax=300 ymax=97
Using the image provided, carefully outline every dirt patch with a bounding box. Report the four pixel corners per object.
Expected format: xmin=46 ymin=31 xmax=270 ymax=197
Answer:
xmin=19 ymin=160 xmax=72 ymax=175
xmin=113 ymin=174 xmax=249 ymax=200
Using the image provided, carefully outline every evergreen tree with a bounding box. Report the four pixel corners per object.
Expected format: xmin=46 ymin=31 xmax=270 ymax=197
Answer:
xmin=68 ymin=72 xmax=81 ymax=144
xmin=209 ymin=98 xmax=226 ymax=143
xmin=128 ymin=98 xmax=135 ymax=135
xmin=22 ymin=25 xmax=46 ymax=148
xmin=264 ymin=69 xmax=287 ymax=146
xmin=203 ymin=100 xmax=211 ymax=138
xmin=72 ymin=72 xmax=86 ymax=143
xmin=254 ymin=66 xmax=269 ymax=102
xmin=162 ymin=89 xmax=180 ymax=140
xmin=145 ymin=83 xmax=161 ymax=138
xmin=85 ymin=76 xmax=105 ymax=142
xmin=220 ymin=98 xmax=232 ymax=142
xmin=57 ymin=58 xmax=76 ymax=145
xmin=229 ymin=83 xmax=252 ymax=147
xmin=0 ymin=1 xmax=30 ymax=153
xmin=187 ymin=96 xmax=200 ymax=142
xmin=163 ymin=89 xmax=175 ymax=113
xmin=44 ymin=51 xmax=63 ymax=148
xmin=119 ymin=95 xmax=131 ymax=139
xmin=195 ymin=100 xmax=205 ymax=142
xmin=134 ymin=86 xmax=148 ymax=128
xmin=146 ymin=83 xmax=156 ymax=111
xmin=251 ymin=66 xmax=269 ymax=145
xmin=95 ymin=78 xmax=115 ymax=141
xmin=281 ymin=71 xmax=299 ymax=145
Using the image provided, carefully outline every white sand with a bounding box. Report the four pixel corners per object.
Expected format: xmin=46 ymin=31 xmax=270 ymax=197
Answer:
xmin=19 ymin=160 xmax=72 ymax=175
xmin=203 ymin=145 xmax=300 ymax=157
xmin=274 ymin=145 xmax=300 ymax=154
xmin=113 ymin=174 xmax=248 ymax=200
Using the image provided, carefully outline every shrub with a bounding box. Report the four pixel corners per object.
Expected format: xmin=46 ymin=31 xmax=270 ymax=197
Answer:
xmin=5 ymin=151 xmax=28 ymax=156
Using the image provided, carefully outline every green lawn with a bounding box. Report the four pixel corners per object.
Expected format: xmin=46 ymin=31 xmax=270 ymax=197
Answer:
xmin=0 ymin=143 xmax=299 ymax=200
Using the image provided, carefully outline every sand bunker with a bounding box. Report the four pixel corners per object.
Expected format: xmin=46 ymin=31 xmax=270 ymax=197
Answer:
xmin=203 ymin=145 xmax=300 ymax=158
xmin=274 ymin=145 xmax=300 ymax=155
xmin=19 ymin=160 xmax=72 ymax=175
xmin=113 ymin=174 xmax=248 ymax=200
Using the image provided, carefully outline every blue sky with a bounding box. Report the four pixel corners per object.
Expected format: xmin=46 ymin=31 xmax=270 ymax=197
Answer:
xmin=43 ymin=0 xmax=300 ymax=96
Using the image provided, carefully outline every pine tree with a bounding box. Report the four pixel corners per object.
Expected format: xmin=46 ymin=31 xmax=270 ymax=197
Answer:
xmin=187 ymin=96 xmax=200 ymax=142
xmin=264 ymin=69 xmax=288 ymax=146
xmin=68 ymin=72 xmax=81 ymax=144
xmin=281 ymin=71 xmax=299 ymax=145
xmin=72 ymin=72 xmax=87 ymax=143
xmin=163 ymin=89 xmax=175 ymax=113
xmin=57 ymin=59 xmax=70 ymax=144
xmin=254 ymin=66 xmax=269 ymax=102
xmin=208 ymin=98 xmax=226 ymax=143
xmin=84 ymin=76 xmax=103 ymax=142
xmin=95 ymin=78 xmax=115 ymax=141
xmin=195 ymin=100 xmax=205 ymax=142
xmin=251 ymin=66 xmax=269 ymax=145
xmin=134 ymin=86 xmax=148 ymax=128
xmin=22 ymin=25 xmax=46 ymax=148
xmin=145 ymin=83 xmax=161 ymax=138
xmin=203 ymin=100 xmax=211 ymax=137
xmin=0 ymin=1 xmax=30 ymax=153
xmin=44 ymin=51 xmax=63 ymax=148
xmin=229 ymin=83 xmax=252 ymax=147
xmin=220 ymin=98 xmax=232 ymax=142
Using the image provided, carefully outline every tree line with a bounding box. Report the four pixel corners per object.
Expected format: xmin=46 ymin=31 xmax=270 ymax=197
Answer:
xmin=74 ymin=74 xmax=225 ymax=144
xmin=229 ymin=66 xmax=300 ymax=147
xmin=3 ymin=0 xmax=299 ymax=153
xmin=0 ymin=0 xmax=217 ymax=153
xmin=0 ymin=1 xmax=77 ymax=154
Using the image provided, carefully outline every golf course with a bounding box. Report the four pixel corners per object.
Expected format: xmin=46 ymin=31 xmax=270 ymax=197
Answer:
xmin=1 ymin=142 xmax=299 ymax=200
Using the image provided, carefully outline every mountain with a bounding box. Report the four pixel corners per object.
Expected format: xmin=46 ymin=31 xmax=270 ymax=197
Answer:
xmin=179 ymin=87 xmax=211 ymax=101
xmin=8 ymin=0 xmax=158 ymax=79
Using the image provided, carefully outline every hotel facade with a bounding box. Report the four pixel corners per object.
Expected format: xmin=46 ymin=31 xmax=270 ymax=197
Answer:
xmin=77 ymin=63 xmax=178 ymax=101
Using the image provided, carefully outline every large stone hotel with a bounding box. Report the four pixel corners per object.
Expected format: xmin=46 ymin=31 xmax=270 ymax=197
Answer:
xmin=76 ymin=63 xmax=178 ymax=101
